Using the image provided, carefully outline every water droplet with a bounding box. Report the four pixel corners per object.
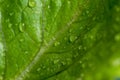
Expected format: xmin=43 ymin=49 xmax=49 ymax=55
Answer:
xmin=25 ymin=51 xmax=28 ymax=54
xmin=7 ymin=5 xmax=9 ymax=8
xmin=48 ymin=5 xmax=50 ymax=9
xmin=78 ymin=45 xmax=82 ymax=50
xmin=52 ymin=37 xmax=56 ymax=40
xmin=68 ymin=1 xmax=70 ymax=4
xmin=53 ymin=59 xmax=59 ymax=64
xmin=41 ymin=65 xmax=45 ymax=69
xmin=6 ymin=19 xmax=9 ymax=22
xmin=19 ymin=23 xmax=25 ymax=32
xmin=82 ymin=63 xmax=86 ymax=69
xmin=37 ymin=68 xmax=41 ymax=72
xmin=28 ymin=0 xmax=36 ymax=8
xmin=92 ymin=17 xmax=96 ymax=21
xmin=69 ymin=29 xmax=72 ymax=33
xmin=8 ymin=23 xmax=12 ymax=28
xmin=115 ymin=6 xmax=120 ymax=12
xmin=9 ymin=12 xmax=14 ymax=16
xmin=79 ymin=61 xmax=82 ymax=64
xmin=19 ymin=38 xmax=24 ymax=42
xmin=54 ymin=41 xmax=60 ymax=46
xmin=115 ymin=33 xmax=120 ymax=41
xmin=83 ymin=47 xmax=87 ymax=51
xmin=61 ymin=61 xmax=66 ymax=66
xmin=69 ymin=36 xmax=77 ymax=42
xmin=81 ymin=73 xmax=84 ymax=77
xmin=86 ymin=10 xmax=89 ymax=14
xmin=116 ymin=17 xmax=120 ymax=22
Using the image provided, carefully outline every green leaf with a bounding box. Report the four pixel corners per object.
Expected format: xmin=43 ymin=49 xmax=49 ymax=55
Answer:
xmin=0 ymin=0 xmax=120 ymax=80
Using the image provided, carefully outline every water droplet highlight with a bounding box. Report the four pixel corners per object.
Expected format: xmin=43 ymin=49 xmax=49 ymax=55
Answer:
xmin=69 ymin=36 xmax=77 ymax=42
xmin=19 ymin=23 xmax=25 ymax=32
xmin=8 ymin=23 xmax=12 ymax=28
xmin=28 ymin=0 xmax=36 ymax=8
xmin=54 ymin=41 xmax=60 ymax=46
xmin=115 ymin=33 xmax=120 ymax=41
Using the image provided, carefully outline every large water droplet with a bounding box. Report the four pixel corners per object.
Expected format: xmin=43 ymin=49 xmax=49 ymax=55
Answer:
xmin=28 ymin=0 xmax=36 ymax=8
xmin=19 ymin=23 xmax=25 ymax=32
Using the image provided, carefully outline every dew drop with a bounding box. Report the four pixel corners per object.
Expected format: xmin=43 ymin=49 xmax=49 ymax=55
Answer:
xmin=9 ymin=12 xmax=14 ymax=16
xmin=69 ymin=36 xmax=77 ymax=42
xmin=115 ymin=33 xmax=120 ymax=41
xmin=53 ymin=59 xmax=59 ymax=64
xmin=116 ymin=17 xmax=120 ymax=22
xmin=6 ymin=19 xmax=9 ymax=23
xmin=25 ymin=51 xmax=28 ymax=54
xmin=19 ymin=23 xmax=25 ymax=32
xmin=86 ymin=10 xmax=89 ymax=14
xmin=69 ymin=29 xmax=72 ymax=33
xmin=115 ymin=6 xmax=120 ymax=12
xmin=37 ymin=68 xmax=41 ymax=72
xmin=52 ymin=37 xmax=56 ymax=40
xmin=8 ymin=23 xmax=12 ymax=28
xmin=81 ymin=73 xmax=84 ymax=77
xmin=42 ymin=65 xmax=46 ymax=69
xmin=78 ymin=45 xmax=82 ymax=50
xmin=61 ymin=61 xmax=66 ymax=66
xmin=7 ymin=5 xmax=9 ymax=8
xmin=28 ymin=0 xmax=36 ymax=8
xmin=82 ymin=63 xmax=85 ymax=68
xmin=48 ymin=5 xmax=50 ymax=9
xmin=54 ymin=41 xmax=60 ymax=46
xmin=79 ymin=61 xmax=82 ymax=64
xmin=19 ymin=38 xmax=24 ymax=42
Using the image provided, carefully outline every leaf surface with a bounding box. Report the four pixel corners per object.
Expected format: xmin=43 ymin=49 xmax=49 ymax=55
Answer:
xmin=0 ymin=0 xmax=120 ymax=80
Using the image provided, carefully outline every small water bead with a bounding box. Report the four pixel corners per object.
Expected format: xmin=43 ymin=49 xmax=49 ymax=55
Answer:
xmin=53 ymin=59 xmax=59 ymax=64
xmin=115 ymin=6 xmax=120 ymax=12
xmin=61 ymin=61 xmax=66 ymax=66
xmin=8 ymin=23 xmax=12 ymax=28
xmin=69 ymin=29 xmax=72 ymax=33
xmin=81 ymin=63 xmax=85 ymax=68
xmin=83 ymin=47 xmax=87 ymax=51
xmin=78 ymin=45 xmax=82 ymax=50
xmin=42 ymin=66 xmax=46 ymax=69
xmin=24 ymin=51 xmax=28 ymax=55
xmin=6 ymin=19 xmax=9 ymax=23
xmin=81 ymin=73 xmax=84 ymax=77
xmin=37 ymin=68 xmax=41 ymax=72
xmin=19 ymin=38 xmax=24 ymax=42
xmin=28 ymin=0 xmax=36 ymax=8
xmin=69 ymin=35 xmax=77 ymax=43
xmin=9 ymin=12 xmax=14 ymax=16
xmin=115 ymin=33 xmax=120 ymax=41
xmin=79 ymin=61 xmax=82 ymax=64
xmin=116 ymin=17 xmax=120 ymax=22
xmin=48 ymin=5 xmax=50 ymax=9
xmin=54 ymin=41 xmax=60 ymax=46
xmin=19 ymin=23 xmax=25 ymax=32
xmin=7 ymin=5 xmax=9 ymax=8
xmin=52 ymin=37 xmax=56 ymax=41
